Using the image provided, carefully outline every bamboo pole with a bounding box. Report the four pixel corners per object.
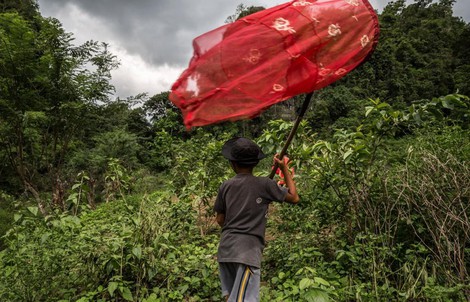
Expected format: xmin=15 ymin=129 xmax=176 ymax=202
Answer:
xmin=269 ymin=92 xmax=314 ymax=179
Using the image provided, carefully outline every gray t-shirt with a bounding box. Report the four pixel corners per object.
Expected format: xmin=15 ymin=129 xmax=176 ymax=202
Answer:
xmin=214 ymin=173 xmax=288 ymax=268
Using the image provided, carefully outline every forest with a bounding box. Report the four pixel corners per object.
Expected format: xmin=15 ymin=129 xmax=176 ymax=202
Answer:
xmin=0 ymin=0 xmax=469 ymax=301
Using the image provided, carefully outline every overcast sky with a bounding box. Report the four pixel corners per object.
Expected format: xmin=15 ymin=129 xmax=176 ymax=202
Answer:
xmin=37 ymin=0 xmax=470 ymax=99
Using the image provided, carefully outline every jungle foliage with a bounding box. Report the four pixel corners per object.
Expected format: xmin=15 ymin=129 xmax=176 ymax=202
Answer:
xmin=0 ymin=0 xmax=469 ymax=301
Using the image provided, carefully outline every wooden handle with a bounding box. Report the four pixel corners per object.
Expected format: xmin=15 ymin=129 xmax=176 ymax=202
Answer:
xmin=269 ymin=92 xmax=314 ymax=179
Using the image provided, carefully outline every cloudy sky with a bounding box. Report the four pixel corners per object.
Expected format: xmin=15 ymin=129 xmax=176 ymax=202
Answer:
xmin=37 ymin=0 xmax=469 ymax=99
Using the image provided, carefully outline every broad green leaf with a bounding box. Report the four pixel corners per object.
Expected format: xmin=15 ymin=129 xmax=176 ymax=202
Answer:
xmin=179 ymin=284 xmax=189 ymax=293
xmin=120 ymin=286 xmax=134 ymax=301
xmin=376 ymin=102 xmax=389 ymax=109
xmin=305 ymin=267 xmax=316 ymax=274
xmin=14 ymin=214 xmax=22 ymax=222
xmin=314 ymin=277 xmax=330 ymax=286
xmin=303 ymin=288 xmax=330 ymax=302
xmin=67 ymin=193 xmax=78 ymax=201
xmin=343 ymin=149 xmax=354 ymax=161
xmin=429 ymin=98 xmax=439 ymax=106
xmin=148 ymin=268 xmax=157 ymax=280
xmin=324 ymin=142 xmax=332 ymax=152
xmin=27 ymin=206 xmax=39 ymax=216
xmin=132 ymin=217 xmax=141 ymax=226
xmin=299 ymin=278 xmax=313 ymax=290
xmin=4 ymin=266 xmax=13 ymax=277
xmin=144 ymin=293 xmax=159 ymax=302
xmin=441 ymin=98 xmax=454 ymax=109
xmin=442 ymin=94 xmax=467 ymax=109
xmin=40 ymin=233 xmax=50 ymax=244
xmin=132 ymin=246 xmax=142 ymax=259
xmin=312 ymin=141 xmax=325 ymax=150
xmin=390 ymin=110 xmax=401 ymax=119
xmin=108 ymin=282 xmax=118 ymax=297
xmin=354 ymin=144 xmax=366 ymax=151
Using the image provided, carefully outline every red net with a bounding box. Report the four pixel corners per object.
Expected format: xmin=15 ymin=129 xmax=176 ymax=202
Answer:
xmin=170 ymin=0 xmax=380 ymax=128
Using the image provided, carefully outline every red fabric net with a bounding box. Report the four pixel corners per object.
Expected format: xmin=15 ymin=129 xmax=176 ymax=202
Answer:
xmin=170 ymin=0 xmax=380 ymax=128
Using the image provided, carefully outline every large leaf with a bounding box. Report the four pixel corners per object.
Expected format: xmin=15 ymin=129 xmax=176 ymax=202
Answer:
xmin=303 ymin=288 xmax=330 ymax=302
xmin=132 ymin=246 xmax=142 ymax=259
xmin=27 ymin=206 xmax=38 ymax=216
xmin=299 ymin=278 xmax=313 ymax=290
xmin=120 ymin=286 xmax=134 ymax=301
xmin=108 ymin=282 xmax=118 ymax=297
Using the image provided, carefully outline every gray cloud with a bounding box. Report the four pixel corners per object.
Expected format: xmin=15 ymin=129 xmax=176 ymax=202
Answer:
xmin=39 ymin=0 xmax=469 ymax=66
xmin=37 ymin=0 xmax=469 ymax=97
xmin=39 ymin=0 xmax=277 ymax=66
xmin=75 ymin=1 xmax=229 ymax=65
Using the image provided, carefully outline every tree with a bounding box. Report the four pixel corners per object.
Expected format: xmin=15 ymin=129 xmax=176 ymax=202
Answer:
xmin=0 ymin=12 xmax=118 ymax=212
xmin=0 ymin=0 xmax=39 ymax=21
xmin=144 ymin=91 xmax=186 ymax=136
xmin=225 ymin=4 xmax=265 ymax=23
xmin=346 ymin=0 xmax=468 ymax=103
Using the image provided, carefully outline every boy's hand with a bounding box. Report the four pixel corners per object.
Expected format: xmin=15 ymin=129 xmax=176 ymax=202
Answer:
xmin=274 ymin=154 xmax=299 ymax=204
xmin=273 ymin=154 xmax=289 ymax=171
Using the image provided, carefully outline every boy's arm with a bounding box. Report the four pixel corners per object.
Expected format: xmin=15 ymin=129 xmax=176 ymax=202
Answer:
xmin=216 ymin=212 xmax=225 ymax=227
xmin=274 ymin=155 xmax=300 ymax=204
xmin=214 ymin=185 xmax=226 ymax=227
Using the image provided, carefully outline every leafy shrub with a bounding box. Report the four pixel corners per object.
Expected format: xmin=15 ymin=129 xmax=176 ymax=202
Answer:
xmin=0 ymin=192 xmax=14 ymax=250
xmin=1 ymin=95 xmax=469 ymax=301
xmin=258 ymin=97 xmax=470 ymax=301
xmin=0 ymin=192 xmax=221 ymax=301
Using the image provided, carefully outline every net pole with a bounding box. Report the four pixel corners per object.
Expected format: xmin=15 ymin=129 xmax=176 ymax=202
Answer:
xmin=268 ymin=92 xmax=314 ymax=179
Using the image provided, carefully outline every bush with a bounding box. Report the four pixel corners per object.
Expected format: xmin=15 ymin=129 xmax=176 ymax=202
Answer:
xmin=0 ymin=193 xmax=221 ymax=301
xmin=0 ymin=192 xmax=14 ymax=250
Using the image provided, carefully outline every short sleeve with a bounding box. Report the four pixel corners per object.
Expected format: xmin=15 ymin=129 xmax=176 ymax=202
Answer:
xmin=214 ymin=184 xmax=226 ymax=214
xmin=265 ymin=178 xmax=288 ymax=202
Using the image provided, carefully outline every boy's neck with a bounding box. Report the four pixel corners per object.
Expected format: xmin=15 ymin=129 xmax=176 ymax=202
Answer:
xmin=231 ymin=162 xmax=254 ymax=175
xmin=236 ymin=168 xmax=253 ymax=175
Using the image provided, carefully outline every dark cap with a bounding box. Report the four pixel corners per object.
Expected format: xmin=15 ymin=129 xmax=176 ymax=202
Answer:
xmin=222 ymin=137 xmax=266 ymax=165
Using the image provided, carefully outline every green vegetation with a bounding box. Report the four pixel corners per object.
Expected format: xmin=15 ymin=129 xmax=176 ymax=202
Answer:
xmin=1 ymin=0 xmax=469 ymax=301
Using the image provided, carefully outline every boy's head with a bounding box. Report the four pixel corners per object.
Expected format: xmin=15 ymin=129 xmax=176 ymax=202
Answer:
xmin=222 ymin=137 xmax=266 ymax=168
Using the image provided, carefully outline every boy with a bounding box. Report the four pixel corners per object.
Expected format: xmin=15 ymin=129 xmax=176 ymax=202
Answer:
xmin=214 ymin=137 xmax=299 ymax=302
